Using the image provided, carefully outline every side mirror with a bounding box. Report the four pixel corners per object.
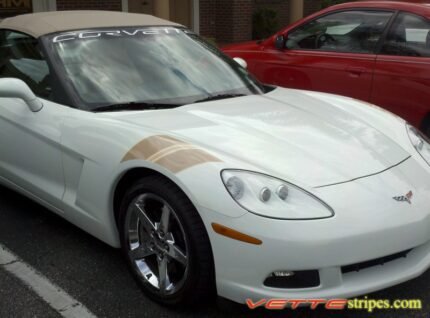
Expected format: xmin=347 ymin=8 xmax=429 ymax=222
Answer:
xmin=233 ymin=57 xmax=248 ymax=69
xmin=275 ymin=35 xmax=285 ymax=50
xmin=0 ymin=78 xmax=43 ymax=112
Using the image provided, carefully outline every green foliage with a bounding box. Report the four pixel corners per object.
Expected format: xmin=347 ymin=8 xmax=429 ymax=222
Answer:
xmin=320 ymin=0 xmax=351 ymax=9
xmin=252 ymin=8 xmax=279 ymax=40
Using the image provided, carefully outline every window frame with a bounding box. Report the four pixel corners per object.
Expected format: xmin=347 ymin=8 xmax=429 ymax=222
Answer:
xmin=284 ymin=8 xmax=397 ymax=55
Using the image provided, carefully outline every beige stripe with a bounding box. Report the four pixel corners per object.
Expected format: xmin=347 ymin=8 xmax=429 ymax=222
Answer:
xmin=122 ymin=135 xmax=221 ymax=173
xmin=122 ymin=135 xmax=186 ymax=162
xmin=147 ymin=144 xmax=198 ymax=162
xmin=154 ymin=148 xmax=221 ymax=173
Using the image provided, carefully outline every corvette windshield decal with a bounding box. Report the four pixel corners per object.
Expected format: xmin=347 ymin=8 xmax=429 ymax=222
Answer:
xmin=52 ymin=28 xmax=193 ymax=43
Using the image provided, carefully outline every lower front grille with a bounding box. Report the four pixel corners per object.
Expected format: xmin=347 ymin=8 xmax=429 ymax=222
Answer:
xmin=341 ymin=249 xmax=412 ymax=274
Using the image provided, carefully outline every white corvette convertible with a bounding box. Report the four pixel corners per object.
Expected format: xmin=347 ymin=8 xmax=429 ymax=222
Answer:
xmin=0 ymin=11 xmax=430 ymax=306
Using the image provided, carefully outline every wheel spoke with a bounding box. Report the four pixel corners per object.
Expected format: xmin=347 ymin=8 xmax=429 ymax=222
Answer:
xmin=159 ymin=204 xmax=171 ymax=234
xmin=128 ymin=193 xmax=189 ymax=294
xmin=157 ymin=256 xmax=171 ymax=293
xmin=166 ymin=242 xmax=187 ymax=266
xmin=130 ymin=244 xmax=155 ymax=260
xmin=135 ymin=203 xmax=156 ymax=233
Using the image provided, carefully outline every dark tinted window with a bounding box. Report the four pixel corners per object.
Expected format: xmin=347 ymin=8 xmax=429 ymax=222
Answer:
xmin=287 ymin=10 xmax=392 ymax=53
xmin=0 ymin=31 xmax=52 ymax=98
xmin=381 ymin=12 xmax=430 ymax=57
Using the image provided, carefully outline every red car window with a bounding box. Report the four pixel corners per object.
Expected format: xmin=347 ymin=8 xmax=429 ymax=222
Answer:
xmin=286 ymin=10 xmax=393 ymax=54
xmin=381 ymin=12 xmax=430 ymax=57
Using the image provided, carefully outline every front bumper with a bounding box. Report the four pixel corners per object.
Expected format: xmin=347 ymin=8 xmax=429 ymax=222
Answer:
xmin=217 ymin=238 xmax=430 ymax=303
xmin=198 ymin=157 xmax=430 ymax=303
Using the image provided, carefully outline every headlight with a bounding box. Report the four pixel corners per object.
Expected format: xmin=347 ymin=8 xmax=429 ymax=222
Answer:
xmin=221 ymin=170 xmax=334 ymax=220
xmin=407 ymin=124 xmax=430 ymax=166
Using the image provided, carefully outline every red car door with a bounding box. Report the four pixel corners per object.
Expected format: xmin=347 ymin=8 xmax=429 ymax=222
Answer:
xmin=255 ymin=10 xmax=394 ymax=102
xmin=372 ymin=11 xmax=430 ymax=134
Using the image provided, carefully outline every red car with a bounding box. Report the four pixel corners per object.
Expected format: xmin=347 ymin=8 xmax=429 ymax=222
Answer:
xmin=223 ymin=1 xmax=430 ymax=136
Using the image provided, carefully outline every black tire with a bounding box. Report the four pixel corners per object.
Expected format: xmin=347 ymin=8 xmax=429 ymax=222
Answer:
xmin=119 ymin=174 xmax=215 ymax=306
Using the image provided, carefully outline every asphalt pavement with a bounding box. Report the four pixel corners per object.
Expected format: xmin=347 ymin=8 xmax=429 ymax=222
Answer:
xmin=0 ymin=185 xmax=429 ymax=318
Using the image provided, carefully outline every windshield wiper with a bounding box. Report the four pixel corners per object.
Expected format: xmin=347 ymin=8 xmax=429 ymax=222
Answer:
xmin=92 ymin=102 xmax=181 ymax=112
xmin=193 ymin=93 xmax=247 ymax=104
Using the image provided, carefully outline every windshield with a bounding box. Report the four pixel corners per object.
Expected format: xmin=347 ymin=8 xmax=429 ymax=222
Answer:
xmin=44 ymin=27 xmax=264 ymax=110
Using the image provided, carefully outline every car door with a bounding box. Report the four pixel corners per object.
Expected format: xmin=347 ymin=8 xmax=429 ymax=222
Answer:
xmin=0 ymin=30 xmax=65 ymax=206
xmin=259 ymin=10 xmax=394 ymax=102
xmin=372 ymin=12 xmax=430 ymax=133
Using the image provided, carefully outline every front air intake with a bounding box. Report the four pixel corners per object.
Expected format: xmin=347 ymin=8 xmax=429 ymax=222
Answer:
xmin=342 ymin=249 xmax=412 ymax=274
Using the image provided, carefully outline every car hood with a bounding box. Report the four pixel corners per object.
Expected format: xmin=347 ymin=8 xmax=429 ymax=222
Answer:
xmin=111 ymin=88 xmax=410 ymax=187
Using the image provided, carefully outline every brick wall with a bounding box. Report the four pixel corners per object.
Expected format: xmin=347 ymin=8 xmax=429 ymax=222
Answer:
xmin=254 ymin=0 xmax=289 ymax=29
xmin=56 ymin=0 xmax=122 ymax=11
xmin=227 ymin=0 xmax=253 ymax=42
xmin=199 ymin=0 xmax=217 ymax=39
xmin=304 ymin=0 xmax=323 ymax=17
xmin=54 ymin=0 xmax=329 ymax=43
xmin=199 ymin=0 xmax=327 ymax=44
xmin=215 ymin=0 xmax=253 ymax=43
xmin=214 ymin=0 xmax=232 ymax=42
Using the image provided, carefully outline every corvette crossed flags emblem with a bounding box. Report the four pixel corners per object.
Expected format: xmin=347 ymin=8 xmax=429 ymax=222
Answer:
xmin=393 ymin=191 xmax=413 ymax=204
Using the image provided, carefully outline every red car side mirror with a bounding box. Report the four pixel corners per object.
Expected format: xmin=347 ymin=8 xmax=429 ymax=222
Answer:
xmin=275 ymin=35 xmax=285 ymax=50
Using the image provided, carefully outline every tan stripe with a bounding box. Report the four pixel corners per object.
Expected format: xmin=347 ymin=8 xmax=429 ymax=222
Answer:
xmin=147 ymin=144 xmax=198 ymax=162
xmin=154 ymin=148 xmax=221 ymax=173
xmin=122 ymin=135 xmax=221 ymax=173
xmin=122 ymin=135 xmax=186 ymax=162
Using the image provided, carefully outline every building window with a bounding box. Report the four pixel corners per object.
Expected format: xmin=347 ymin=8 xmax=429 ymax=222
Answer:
xmin=0 ymin=0 xmax=32 ymax=18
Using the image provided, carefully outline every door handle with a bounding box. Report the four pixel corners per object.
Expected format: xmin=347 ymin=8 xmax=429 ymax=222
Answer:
xmin=346 ymin=66 xmax=366 ymax=76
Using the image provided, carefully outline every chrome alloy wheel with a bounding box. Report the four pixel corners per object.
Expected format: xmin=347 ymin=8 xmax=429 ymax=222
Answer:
xmin=125 ymin=193 xmax=189 ymax=295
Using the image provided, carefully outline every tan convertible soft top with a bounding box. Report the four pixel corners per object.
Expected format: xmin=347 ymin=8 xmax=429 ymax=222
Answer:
xmin=0 ymin=10 xmax=181 ymax=38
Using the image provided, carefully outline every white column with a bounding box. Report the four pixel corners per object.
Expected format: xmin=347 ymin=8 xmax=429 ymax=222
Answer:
xmin=122 ymin=0 xmax=128 ymax=12
xmin=193 ymin=0 xmax=199 ymax=34
xmin=289 ymin=0 xmax=304 ymax=23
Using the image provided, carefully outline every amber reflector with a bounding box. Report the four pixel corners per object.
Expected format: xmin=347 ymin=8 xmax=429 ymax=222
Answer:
xmin=211 ymin=223 xmax=262 ymax=245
